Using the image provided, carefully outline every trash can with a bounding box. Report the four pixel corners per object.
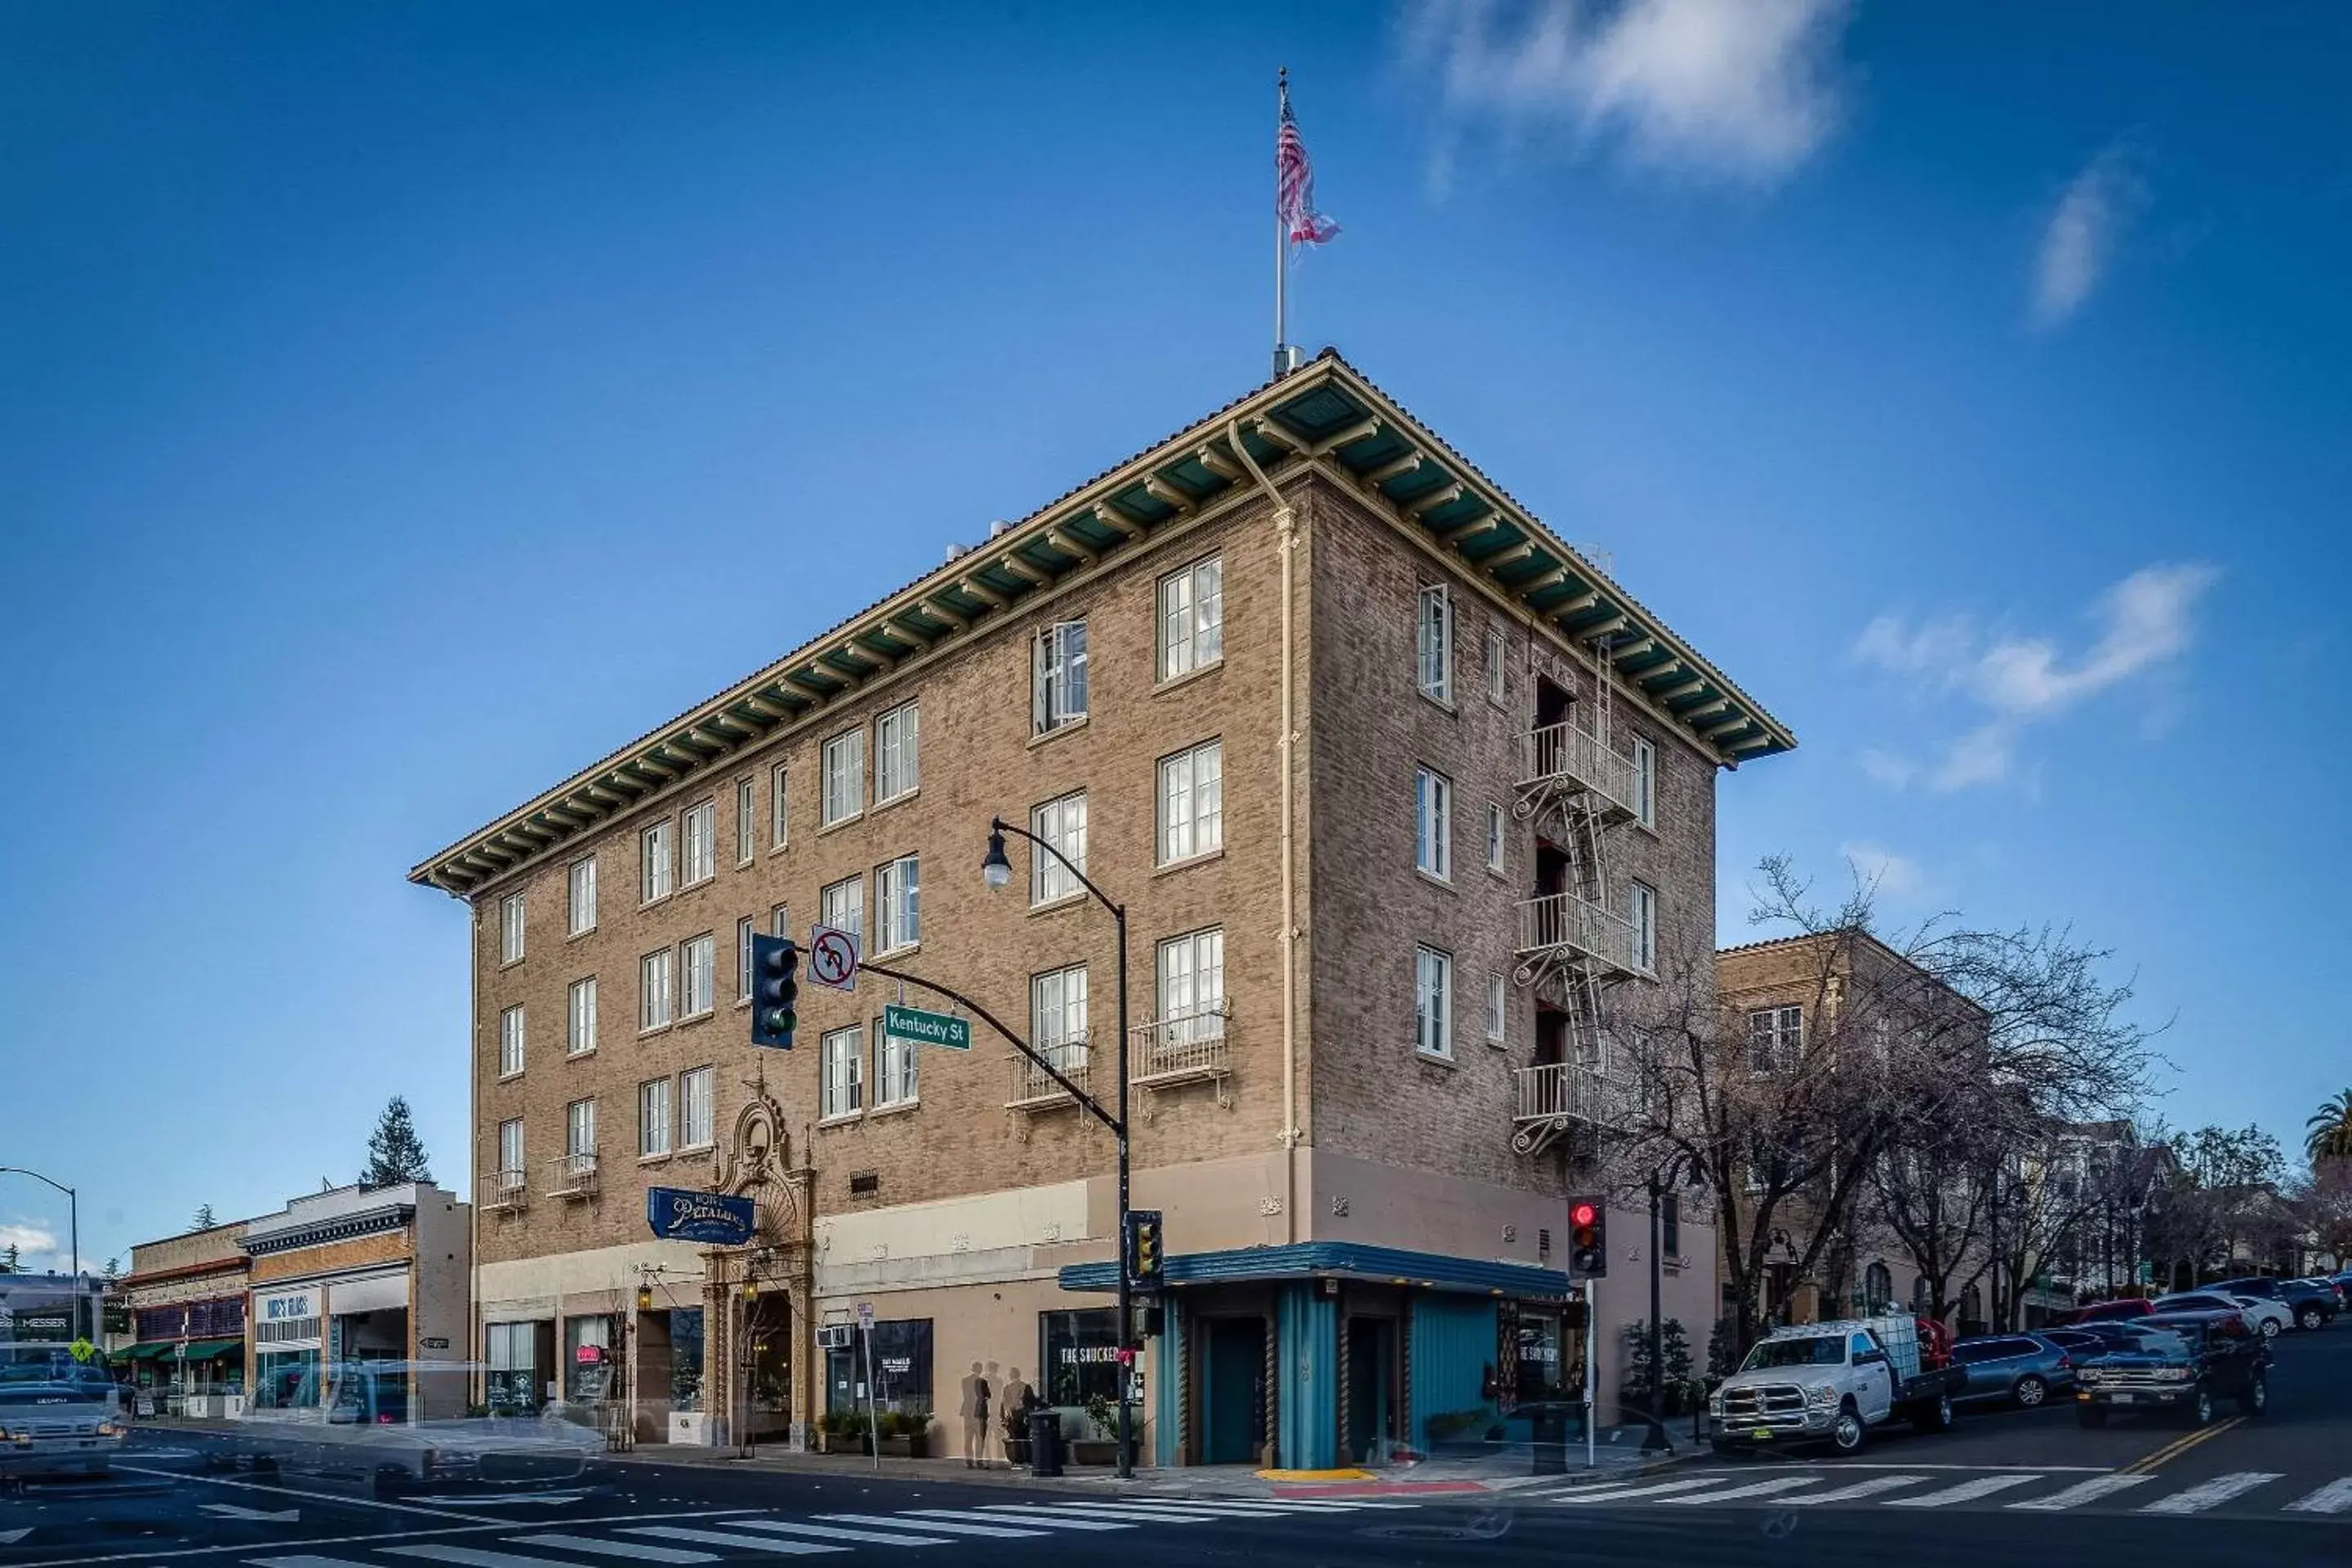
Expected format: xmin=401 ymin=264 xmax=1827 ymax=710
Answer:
xmin=1027 ymin=1408 xmax=1063 ymax=1477
xmin=1530 ymin=1404 xmax=1567 ymax=1474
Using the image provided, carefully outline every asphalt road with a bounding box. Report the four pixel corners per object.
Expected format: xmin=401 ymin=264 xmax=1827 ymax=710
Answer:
xmin=2 ymin=1330 xmax=2346 ymax=1568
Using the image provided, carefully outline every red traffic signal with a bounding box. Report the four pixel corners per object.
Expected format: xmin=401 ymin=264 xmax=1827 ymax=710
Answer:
xmin=1568 ymin=1196 xmax=1607 ymax=1278
xmin=1570 ymin=1201 xmax=1598 ymax=1227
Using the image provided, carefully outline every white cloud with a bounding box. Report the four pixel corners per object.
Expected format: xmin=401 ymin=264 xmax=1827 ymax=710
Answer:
xmin=1852 ymin=563 xmax=2220 ymax=793
xmin=1400 ymin=0 xmax=1855 ymax=189
xmin=2032 ymin=140 xmax=2150 ymax=329
xmin=0 ymin=1222 xmax=61 ymax=1269
xmin=1841 ymin=841 xmax=1923 ymax=900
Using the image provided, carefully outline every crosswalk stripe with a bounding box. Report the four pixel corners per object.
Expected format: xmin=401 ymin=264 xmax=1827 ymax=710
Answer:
xmin=818 ymin=1513 xmax=1045 ymax=1539
xmin=2007 ymin=1476 xmax=2155 ymax=1512
xmin=1060 ymin=1501 xmax=1305 ymax=1517
xmin=623 ymin=1526 xmax=844 ymax=1554
xmin=249 ymin=1559 xmax=379 ymax=1568
xmin=1780 ymin=1475 xmax=1936 ymax=1506
xmin=1886 ymin=1475 xmax=2040 ymax=1508
xmin=720 ymin=1521 xmax=954 ymax=1548
xmin=2141 ymin=1472 xmax=2283 ymax=1515
xmin=2284 ymin=1478 xmax=2352 ymax=1515
xmin=1548 ymin=1477 xmax=1751 ymax=1504
xmin=1653 ymin=1477 xmax=1823 ymax=1506
xmin=385 ymin=1548 xmax=591 ymax=1568
xmin=1027 ymin=1503 xmax=1227 ymax=1522
xmin=1275 ymin=1500 xmax=1420 ymax=1509
xmin=509 ymin=1535 xmax=719 ymax=1562
xmin=948 ymin=1508 xmax=1134 ymax=1531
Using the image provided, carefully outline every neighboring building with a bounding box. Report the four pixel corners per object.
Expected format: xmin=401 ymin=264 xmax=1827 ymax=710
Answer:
xmin=117 ymin=1220 xmax=252 ymax=1411
xmin=411 ymin=352 xmax=1794 ymax=1464
xmin=240 ymin=1183 xmax=472 ymax=1420
xmin=0 ymin=1270 xmax=108 ymax=1383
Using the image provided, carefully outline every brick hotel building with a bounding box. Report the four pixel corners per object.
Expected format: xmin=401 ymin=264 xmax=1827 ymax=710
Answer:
xmin=411 ymin=352 xmax=1794 ymax=1466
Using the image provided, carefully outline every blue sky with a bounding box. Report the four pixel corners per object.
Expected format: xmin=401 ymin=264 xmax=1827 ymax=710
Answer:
xmin=3 ymin=2 xmax=2345 ymax=1268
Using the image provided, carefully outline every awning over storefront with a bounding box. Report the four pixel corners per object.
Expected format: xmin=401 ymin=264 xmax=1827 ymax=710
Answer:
xmin=1058 ymin=1241 xmax=1573 ymax=1301
xmin=127 ymin=1343 xmax=176 ymax=1360
xmin=179 ymin=1339 xmax=243 ymax=1361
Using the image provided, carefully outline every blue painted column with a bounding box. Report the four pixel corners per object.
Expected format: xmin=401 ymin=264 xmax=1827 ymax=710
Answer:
xmin=1154 ymin=1294 xmax=1186 ymax=1468
xmin=1276 ymin=1281 xmax=1338 ymax=1469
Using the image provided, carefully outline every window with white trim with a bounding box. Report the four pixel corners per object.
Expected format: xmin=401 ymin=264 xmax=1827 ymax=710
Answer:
xmin=1155 ymin=928 xmax=1225 ymax=1045
xmin=1628 ymin=880 xmax=1657 ymax=973
xmin=1748 ymin=1005 xmax=1803 ymax=1074
xmin=1416 ymin=584 xmax=1453 ymax=703
xmin=640 ymin=820 xmax=674 ymax=902
xmin=567 ymin=977 xmax=596 ymax=1056
xmin=681 ymin=932 xmax=715 ymax=1018
xmin=497 ymin=1118 xmax=523 ymax=1182
xmin=1031 ymin=791 xmax=1088 ymax=906
xmin=1486 ymin=804 xmax=1505 ymax=873
xmin=737 ymin=916 xmax=755 ymax=1001
xmin=567 ymin=856 xmax=597 ymax=935
xmin=639 ymin=1078 xmax=673 ymax=1158
xmin=1033 ymin=619 xmax=1089 ymax=735
xmin=1485 ymin=626 xmax=1506 ymax=705
xmin=822 ymin=728 xmax=864 ymax=827
xmin=499 ymin=893 xmax=525 ymax=964
xmin=1032 ymin=964 xmax=1089 ymax=1068
xmin=1633 ymin=737 xmax=1656 ymax=829
xmin=820 ymin=875 xmax=863 ymax=945
xmin=679 ymin=1066 xmax=715 ymax=1148
xmin=1158 ymin=555 xmax=1224 ymax=679
xmin=771 ymin=762 xmax=790 ymax=848
xmin=497 ymin=1004 xmax=524 ymax=1077
xmin=565 ymin=1098 xmax=596 ymax=1159
xmin=770 ymin=902 xmax=790 ymax=939
xmin=820 ymin=1025 xmax=864 ymax=1119
xmin=1414 ymin=766 xmax=1452 ymax=880
xmin=681 ymin=800 xmax=716 ymax=886
xmin=874 ymin=855 xmax=920 ymax=954
xmin=1486 ymin=971 xmax=1507 ymax=1045
xmin=874 ymin=1025 xmax=919 ymax=1108
xmin=737 ymin=777 xmax=756 ymax=864
xmin=874 ymin=702 xmax=920 ymax=804
xmin=1414 ymin=945 xmax=1453 ymax=1058
xmin=639 ymin=948 xmax=675 ymax=1031
xmin=1157 ymin=739 xmax=1223 ymax=865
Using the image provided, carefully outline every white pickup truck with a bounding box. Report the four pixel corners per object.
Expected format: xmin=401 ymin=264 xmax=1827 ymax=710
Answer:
xmin=1707 ymin=1316 xmax=1965 ymax=1457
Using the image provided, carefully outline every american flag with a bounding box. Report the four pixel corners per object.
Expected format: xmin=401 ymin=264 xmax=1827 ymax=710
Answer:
xmin=1277 ymin=87 xmax=1339 ymax=248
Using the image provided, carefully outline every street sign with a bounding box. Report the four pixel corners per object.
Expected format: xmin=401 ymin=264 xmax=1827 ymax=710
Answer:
xmin=883 ymin=1003 xmax=971 ymax=1052
xmin=808 ymin=925 xmax=860 ymax=991
xmin=857 ymin=1301 xmax=875 ymax=1331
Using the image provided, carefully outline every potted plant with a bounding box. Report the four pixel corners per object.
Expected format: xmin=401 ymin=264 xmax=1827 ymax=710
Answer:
xmin=875 ymin=1410 xmax=931 ymax=1459
xmin=1067 ymin=1390 xmax=1141 ymax=1468
xmin=1001 ymin=1403 xmax=1031 ymax=1467
xmin=817 ymin=1410 xmax=871 ymax=1455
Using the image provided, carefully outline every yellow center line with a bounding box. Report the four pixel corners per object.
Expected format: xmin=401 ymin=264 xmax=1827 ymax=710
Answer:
xmin=2122 ymin=1416 xmax=2242 ymax=1476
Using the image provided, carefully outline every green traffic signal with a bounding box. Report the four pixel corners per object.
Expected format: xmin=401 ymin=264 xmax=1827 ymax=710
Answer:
xmin=751 ymin=935 xmax=800 ymax=1049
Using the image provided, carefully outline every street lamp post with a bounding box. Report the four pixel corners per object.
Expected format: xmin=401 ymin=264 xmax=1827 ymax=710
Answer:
xmin=0 ymin=1168 xmax=80 ymax=1341
xmin=982 ymin=817 xmax=1134 ymax=1479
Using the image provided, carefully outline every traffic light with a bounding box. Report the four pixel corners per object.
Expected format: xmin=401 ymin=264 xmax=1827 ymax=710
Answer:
xmin=1568 ymin=1198 xmax=1607 ymax=1277
xmin=1125 ymin=1209 xmax=1165 ymax=1291
xmin=750 ymin=935 xmax=800 ymax=1049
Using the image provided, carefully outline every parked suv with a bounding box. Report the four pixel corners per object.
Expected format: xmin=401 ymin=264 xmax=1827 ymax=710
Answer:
xmin=2213 ymin=1276 xmax=2338 ymax=1331
xmin=2074 ymin=1312 xmax=2270 ymax=1428
xmin=2052 ymin=1298 xmax=2154 ymax=1326
xmin=1950 ymin=1334 xmax=2074 ymax=1409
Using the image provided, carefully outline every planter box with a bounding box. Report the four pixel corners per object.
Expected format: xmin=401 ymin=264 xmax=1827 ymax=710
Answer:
xmin=817 ymin=1432 xmax=871 ymax=1455
xmin=1068 ymin=1439 xmax=1123 ymax=1467
xmin=1004 ymin=1438 xmax=1031 ymax=1467
xmin=876 ymin=1432 xmax=930 ymax=1459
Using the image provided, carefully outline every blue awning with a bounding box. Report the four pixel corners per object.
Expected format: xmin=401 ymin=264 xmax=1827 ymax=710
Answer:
xmin=1058 ymin=1241 xmax=1572 ymax=1301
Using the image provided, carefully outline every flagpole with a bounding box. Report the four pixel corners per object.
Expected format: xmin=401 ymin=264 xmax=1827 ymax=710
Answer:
xmin=1273 ymin=66 xmax=1288 ymax=378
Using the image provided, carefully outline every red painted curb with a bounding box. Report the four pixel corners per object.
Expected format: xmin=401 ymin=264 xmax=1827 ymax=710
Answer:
xmin=1272 ymin=1481 xmax=1487 ymax=1496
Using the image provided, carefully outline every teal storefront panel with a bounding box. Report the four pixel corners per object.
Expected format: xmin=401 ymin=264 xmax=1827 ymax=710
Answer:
xmin=1154 ymin=1295 xmax=1185 ymax=1468
xmin=1410 ymin=1295 xmax=1496 ymax=1451
xmin=1276 ymin=1281 xmax=1337 ymax=1469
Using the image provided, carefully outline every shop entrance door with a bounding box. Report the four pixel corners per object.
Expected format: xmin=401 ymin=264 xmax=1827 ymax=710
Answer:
xmin=1202 ymin=1318 xmax=1264 ymax=1466
xmin=1345 ymin=1317 xmax=1396 ymax=1464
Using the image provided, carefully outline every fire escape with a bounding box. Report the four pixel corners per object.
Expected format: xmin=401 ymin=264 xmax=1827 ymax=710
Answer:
xmin=1509 ymin=653 xmax=1645 ymax=1159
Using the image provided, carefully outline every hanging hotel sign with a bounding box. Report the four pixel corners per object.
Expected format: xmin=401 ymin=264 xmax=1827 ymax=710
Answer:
xmin=646 ymin=1187 xmax=755 ymax=1247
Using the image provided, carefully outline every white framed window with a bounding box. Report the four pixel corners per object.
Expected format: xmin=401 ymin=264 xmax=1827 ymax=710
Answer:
xmin=640 ymin=820 xmax=674 ymax=902
xmin=875 ymin=1025 xmax=919 ymax=1108
xmin=681 ymin=800 xmax=716 ymax=886
xmin=567 ymin=977 xmax=597 ymax=1057
xmin=497 ymin=1118 xmax=523 ymax=1183
xmin=771 ymin=761 xmax=791 ymax=848
xmin=1486 ymin=971 xmax=1507 ymax=1045
xmin=1416 ymin=583 xmax=1452 ymax=703
xmin=1414 ymin=945 xmax=1453 ymax=1059
xmin=820 ymin=875 xmax=863 ymax=945
xmin=1484 ymin=626 xmax=1506 ymax=705
xmin=639 ymin=1078 xmax=673 ymax=1158
xmin=1158 ymin=555 xmax=1224 ymax=680
xmin=639 ymin=948 xmax=675 ymax=1031
xmin=567 ymin=856 xmax=597 ymax=936
xmin=1748 ymin=1004 xmax=1803 ymax=1074
xmin=1032 ymin=964 xmax=1089 ymax=1067
xmin=1033 ymin=619 xmax=1089 ymax=734
xmin=874 ymin=701 xmax=920 ymax=804
xmin=565 ymin=1098 xmax=596 ymax=1158
xmin=497 ymin=1004 xmax=524 ymax=1077
xmin=1157 ymin=739 xmax=1224 ymax=865
xmin=874 ymin=855 xmax=920 ymax=954
xmin=681 ymin=932 xmax=716 ymax=1018
xmin=770 ymin=902 xmax=790 ymax=939
xmin=1031 ymin=791 xmax=1089 ymax=906
xmin=1628 ymin=880 xmax=1657 ymax=973
xmin=822 ymin=728 xmax=865 ymax=827
xmin=820 ymin=1024 xmax=865 ymax=1120
xmin=1414 ymin=766 xmax=1452 ymax=880
xmin=679 ymin=1066 xmax=715 ymax=1149
xmin=1486 ymin=804 xmax=1505 ymax=874
xmin=737 ymin=915 xmax=756 ymax=1001
xmin=1156 ymin=928 xmax=1225 ymax=1043
xmin=499 ymin=893 xmax=526 ymax=964
xmin=737 ymin=777 xmax=757 ymax=864
xmin=1633 ymin=737 xmax=1657 ymax=829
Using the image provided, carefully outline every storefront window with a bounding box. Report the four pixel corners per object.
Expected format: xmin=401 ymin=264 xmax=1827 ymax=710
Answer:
xmin=487 ymin=1321 xmax=541 ymax=1414
xmin=1511 ymin=1308 xmax=1574 ymax=1406
xmin=252 ymin=1349 xmax=319 ymax=1410
xmin=1040 ymin=1308 xmax=1120 ymax=1407
xmin=564 ymin=1314 xmax=616 ymax=1404
xmin=825 ymin=1319 xmax=933 ymax=1421
xmin=670 ymin=1309 xmax=705 ymax=1413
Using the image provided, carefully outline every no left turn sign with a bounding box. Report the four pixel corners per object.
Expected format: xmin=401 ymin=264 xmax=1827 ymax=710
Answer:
xmin=808 ymin=925 xmax=859 ymax=991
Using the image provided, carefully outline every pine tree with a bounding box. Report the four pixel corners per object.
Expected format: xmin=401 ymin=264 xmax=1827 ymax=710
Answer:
xmin=362 ymin=1095 xmax=434 ymax=1187
xmin=190 ymin=1204 xmax=216 ymax=1232
xmin=1 ymin=1243 xmax=19 ymax=1273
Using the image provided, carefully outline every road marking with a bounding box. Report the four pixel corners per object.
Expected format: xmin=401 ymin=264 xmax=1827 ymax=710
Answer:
xmin=419 ymin=1495 xmax=587 ymax=1508
xmin=2283 ymin=1478 xmax=2352 ymax=1515
xmin=1713 ymin=1460 xmax=2112 ymax=1473
xmin=1884 ymin=1475 xmax=2041 ymax=1508
xmin=204 ymin=1504 xmax=304 ymax=1522
xmin=2007 ymin=1475 xmax=2154 ymax=1511
xmin=1022 ymin=1503 xmax=1227 ymax=1522
xmin=721 ymin=1520 xmax=953 ymax=1548
xmin=1060 ymin=1501 xmax=1306 ymax=1517
xmin=509 ymin=1536 xmax=718 ymax=1562
xmin=1652 ymin=1477 xmax=1823 ymax=1506
xmin=947 ymin=1508 xmax=1133 ymax=1530
xmin=623 ymin=1526 xmax=845 ymax=1555
xmin=2140 ymin=1472 xmax=2283 ymax=1515
xmin=117 ymin=1465 xmax=503 ymax=1525
xmin=250 ymin=1559 xmax=381 ymax=1568
xmin=821 ymin=1512 xmax=1047 ymax=1539
xmin=1779 ymin=1475 xmax=1934 ymax=1506
xmin=1544 ymin=1477 xmax=1743 ymax=1504
xmin=0 ymin=1530 xmax=33 ymax=1546
xmin=385 ymin=1548 xmax=599 ymax=1568
xmin=20 ymin=1517 xmax=751 ymax=1568
xmin=2123 ymin=1417 xmax=2242 ymax=1475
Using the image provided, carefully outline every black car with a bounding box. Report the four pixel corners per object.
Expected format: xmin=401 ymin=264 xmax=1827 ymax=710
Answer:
xmin=2074 ymin=1311 xmax=2270 ymax=1428
xmin=2043 ymin=1324 xmax=2145 ymax=1358
xmin=2213 ymin=1276 xmax=2338 ymax=1331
